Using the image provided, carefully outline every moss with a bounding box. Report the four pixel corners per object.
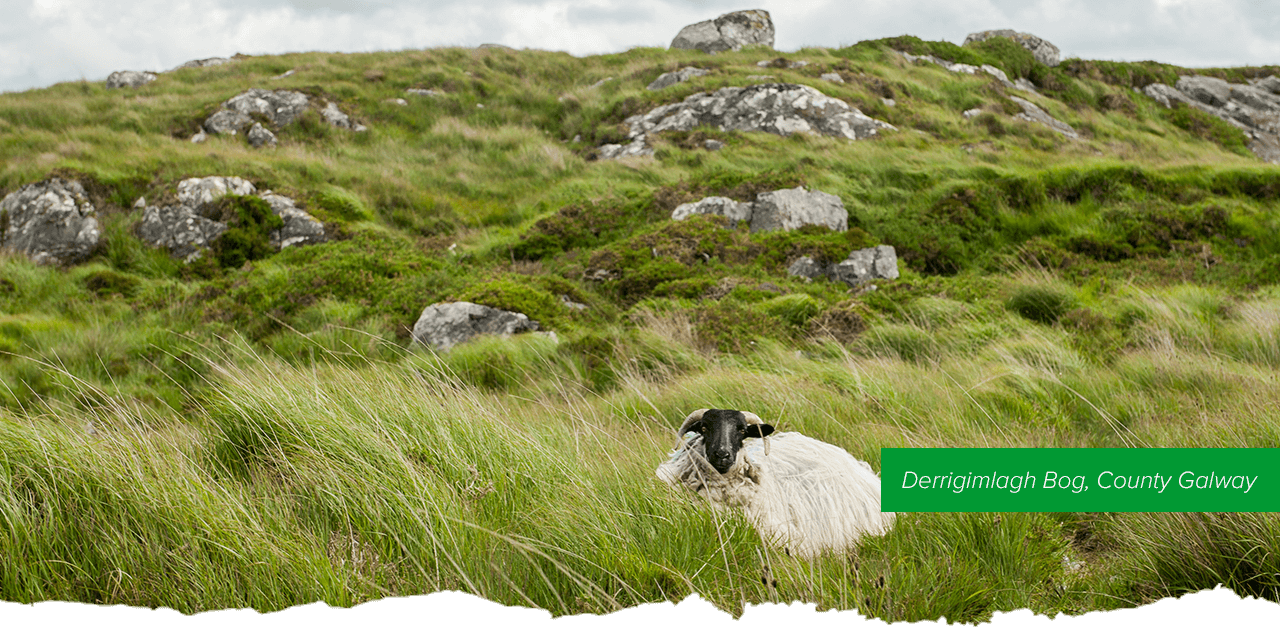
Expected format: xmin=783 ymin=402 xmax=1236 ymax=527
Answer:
xmin=755 ymin=293 xmax=823 ymax=328
xmin=81 ymin=269 xmax=140 ymax=298
xmin=313 ymin=187 xmax=373 ymax=221
xmin=208 ymin=195 xmax=284 ymax=270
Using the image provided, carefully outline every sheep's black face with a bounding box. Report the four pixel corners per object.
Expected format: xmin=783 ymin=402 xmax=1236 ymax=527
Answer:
xmin=689 ymin=409 xmax=775 ymax=474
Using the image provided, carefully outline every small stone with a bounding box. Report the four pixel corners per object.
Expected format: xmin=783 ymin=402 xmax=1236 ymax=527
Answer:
xmin=386 ymin=98 xmax=409 ymax=106
xmin=560 ymin=295 xmax=588 ymax=311
xmin=820 ymin=72 xmax=844 ymax=83
xmin=882 ymin=98 xmax=897 ymax=107
xmin=406 ymin=88 xmax=441 ymax=97
xmin=963 ymin=108 xmax=984 ymax=119
xmin=704 ymin=139 xmax=724 ymax=151
xmin=191 ymin=129 xmax=208 ymax=143
xmin=271 ymin=69 xmax=296 ymax=80
xmin=133 ymin=197 xmax=146 ymax=209
xmin=247 ymin=122 xmax=277 ymax=148
xmin=106 ymin=70 xmax=157 ymax=89
xmin=828 ymin=246 xmax=899 ymax=287
xmin=647 ymin=67 xmax=710 ymax=91
xmin=787 ymin=256 xmax=825 ymax=280
xmin=672 ymin=196 xmax=752 ymax=226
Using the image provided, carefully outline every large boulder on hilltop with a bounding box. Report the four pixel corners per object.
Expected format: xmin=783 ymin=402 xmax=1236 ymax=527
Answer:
xmin=598 ymin=83 xmax=895 ymax=159
xmin=137 ymin=176 xmax=325 ymax=262
xmin=106 ymin=71 xmax=157 ymax=89
xmin=963 ymin=29 xmax=1060 ymax=67
xmin=0 ymin=178 xmax=100 ymax=265
xmin=750 ymin=187 xmax=846 ymax=233
xmin=412 ymin=302 xmax=540 ymax=351
xmin=670 ymin=10 xmax=774 ymax=54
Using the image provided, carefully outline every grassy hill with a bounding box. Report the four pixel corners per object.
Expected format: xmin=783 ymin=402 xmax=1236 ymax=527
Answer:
xmin=2 ymin=37 xmax=1279 ymax=620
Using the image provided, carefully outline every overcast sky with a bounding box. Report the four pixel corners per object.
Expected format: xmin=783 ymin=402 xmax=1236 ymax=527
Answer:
xmin=3 ymin=0 xmax=1279 ymax=93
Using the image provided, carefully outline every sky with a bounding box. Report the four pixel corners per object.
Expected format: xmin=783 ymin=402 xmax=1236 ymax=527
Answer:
xmin=2 ymin=0 xmax=1279 ymax=93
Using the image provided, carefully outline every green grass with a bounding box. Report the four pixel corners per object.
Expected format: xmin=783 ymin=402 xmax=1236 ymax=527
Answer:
xmin=1 ymin=33 xmax=1279 ymax=620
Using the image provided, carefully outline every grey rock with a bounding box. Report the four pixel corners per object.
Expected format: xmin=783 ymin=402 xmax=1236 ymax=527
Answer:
xmin=670 ymin=9 xmax=774 ymax=54
xmin=1013 ymin=77 xmax=1039 ymax=93
xmin=598 ymin=83 xmax=894 ymax=159
xmin=900 ymin=52 xmax=1036 ymax=92
xmin=271 ymin=69 xmax=296 ymax=80
xmin=223 ymin=88 xmax=310 ymax=127
xmin=963 ymin=30 xmax=1060 ymax=67
xmin=320 ymin=101 xmax=366 ymax=131
xmin=191 ymin=129 xmax=208 ymax=143
xmin=174 ymin=57 xmax=232 ymax=71
xmin=106 ymin=71 xmax=157 ymax=89
xmin=412 ymin=301 xmax=539 ymax=351
xmin=139 ymin=177 xmax=324 ymax=261
xmin=820 ymin=72 xmax=844 ymax=83
xmin=750 ymin=187 xmax=846 ymax=233
xmin=1256 ymin=76 xmax=1280 ymax=95
xmin=1009 ymin=96 xmax=1079 ymax=139
xmin=671 ymin=197 xmax=753 ymax=227
xmin=704 ymin=139 xmax=725 ymax=150
xmin=882 ymin=98 xmax=897 ymax=107
xmin=203 ymin=109 xmax=254 ymax=135
xmin=647 ymin=67 xmax=710 ymax=91
xmin=406 ymin=88 xmax=441 ymax=97
xmin=589 ymin=77 xmax=614 ymax=89
xmin=745 ymin=74 xmax=775 ymax=81
xmin=1142 ymin=83 xmax=1192 ymax=109
xmin=386 ymin=98 xmax=409 ymax=106
xmin=133 ymin=197 xmax=146 ymax=209
xmin=1177 ymin=76 xmax=1231 ymax=107
xmin=963 ymin=108 xmax=984 ymax=119
xmin=260 ymin=191 xmax=325 ymax=249
xmin=828 ymin=245 xmax=899 ymax=287
xmin=559 ymin=294 xmax=588 ymax=311
xmin=247 ymin=123 xmax=277 ymax=148
xmin=137 ymin=203 xmax=226 ymax=262
xmin=786 ymin=256 xmax=825 ymax=280
xmin=0 ymin=178 xmax=100 ymax=265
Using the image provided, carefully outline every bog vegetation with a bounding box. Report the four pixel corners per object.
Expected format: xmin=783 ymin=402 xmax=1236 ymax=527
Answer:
xmin=1 ymin=37 xmax=1279 ymax=621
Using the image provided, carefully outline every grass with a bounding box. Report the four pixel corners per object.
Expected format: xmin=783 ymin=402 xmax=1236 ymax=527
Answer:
xmin=1 ymin=32 xmax=1279 ymax=620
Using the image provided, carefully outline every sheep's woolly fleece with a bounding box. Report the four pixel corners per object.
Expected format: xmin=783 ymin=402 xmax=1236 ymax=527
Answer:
xmin=656 ymin=429 xmax=894 ymax=557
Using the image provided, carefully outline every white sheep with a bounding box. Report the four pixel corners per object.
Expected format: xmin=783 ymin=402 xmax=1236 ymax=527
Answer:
xmin=656 ymin=408 xmax=894 ymax=557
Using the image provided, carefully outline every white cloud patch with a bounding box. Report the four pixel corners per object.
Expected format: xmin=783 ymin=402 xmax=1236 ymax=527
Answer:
xmin=1 ymin=0 xmax=1278 ymax=93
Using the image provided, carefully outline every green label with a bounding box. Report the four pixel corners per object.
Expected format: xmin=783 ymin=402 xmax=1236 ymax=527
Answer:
xmin=881 ymin=448 xmax=1280 ymax=512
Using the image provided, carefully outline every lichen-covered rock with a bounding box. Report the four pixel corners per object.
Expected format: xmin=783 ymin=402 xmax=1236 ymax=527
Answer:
xmin=203 ymin=110 xmax=255 ymax=135
xmin=223 ymin=89 xmax=310 ymax=128
xmin=1010 ymin=96 xmax=1079 ymax=139
xmin=787 ymin=256 xmax=825 ymax=280
xmin=412 ymin=301 xmax=540 ymax=351
xmin=829 ymin=246 xmax=899 ymax=286
xmin=963 ymin=29 xmax=1060 ymax=67
xmin=0 ymin=178 xmax=100 ymax=265
xmin=898 ymin=51 xmax=1036 ymax=92
xmin=671 ymin=196 xmax=752 ymax=227
xmin=319 ymin=102 xmax=367 ymax=131
xmin=598 ymin=83 xmax=894 ymax=159
xmin=106 ymin=71 xmax=157 ymax=89
xmin=647 ymin=67 xmax=710 ymax=91
xmin=260 ymin=191 xmax=325 ymax=249
xmin=247 ymin=123 xmax=277 ymax=148
xmin=138 ymin=177 xmax=324 ymax=261
xmin=670 ymin=9 xmax=774 ymax=54
xmin=1140 ymin=75 xmax=1280 ymax=163
xmin=750 ymin=187 xmax=846 ymax=233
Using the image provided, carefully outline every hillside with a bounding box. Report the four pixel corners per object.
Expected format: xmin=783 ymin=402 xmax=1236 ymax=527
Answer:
xmin=2 ymin=32 xmax=1280 ymax=620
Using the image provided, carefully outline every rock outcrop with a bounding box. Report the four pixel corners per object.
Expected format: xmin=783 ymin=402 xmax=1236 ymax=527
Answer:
xmin=137 ymin=176 xmax=325 ymax=262
xmin=898 ymin=52 xmax=1036 ymax=93
xmin=788 ymin=246 xmax=899 ymax=287
xmin=670 ymin=9 xmax=774 ymax=54
xmin=672 ymin=187 xmax=847 ymax=233
xmin=106 ymin=71 xmax=157 ymax=89
xmin=1141 ymin=75 xmax=1280 ymax=163
xmin=1009 ymin=96 xmax=1079 ymax=139
xmin=647 ymin=67 xmax=710 ymax=91
xmin=247 ymin=123 xmax=277 ymax=148
xmin=0 ymin=178 xmax=100 ymax=265
xmin=173 ymin=57 xmax=233 ymax=71
xmin=412 ymin=301 xmax=539 ymax=351
xmin=963 ymin=30 xmax=1060 ymax=67
xmin=201 ymin=89 xmax=365 ymax=144
xmin=598 ymin=83 xmax=894 ymax=159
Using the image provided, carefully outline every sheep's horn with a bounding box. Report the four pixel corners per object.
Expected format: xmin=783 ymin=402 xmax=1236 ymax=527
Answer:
xmin=740 ymin=411 xmax=772 ymax=456
xmin=676 ymin=408 xmax=709 ymax=439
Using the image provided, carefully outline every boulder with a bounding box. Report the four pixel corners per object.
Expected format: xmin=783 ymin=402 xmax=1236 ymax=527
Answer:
xmin=319 ymin=101 xmax=367 ymax=131
xmin=750 ymin=187 xmax=846 ymax=233
xmin=598 ymin=83 xmax=894 ymax=159
xmin=671 ymin=197 xmax=752 ymax=227
xmin=247 ymin=123 xmax=277 ymax=148
xmin=138 ymin=176 xmax=325 ymax=261
xmin=173 ymin=57 xmax=232 ymax=71
xmin=1177 ymin=76 xmax=1231 ymax=108
xmin=670 ymin=9 xmax=774 ymax=54
xmin=820 ymin=73 xmax=844 ymax=83
xmin=106 ymin=71 xmax=157 ymax=89
xmin=647 ymin=67 xmax=710 ymax=91
xmin=0 ymin=178 xmax=100 ymax=265
xmin=222 ymin=88 xmax=309 ymax=127
xmin=1009 ymin=96 xmax=1079 ymax=139
xmin=786 ymin=256 xmax=825 ymax=280
xmin=671 ymin=187 xmax=846 ymax=233
xmin=828 ymin=246 xmax=899 ymax=286
xmin=963 ymin=30 xmax=1060 ymax=67
xmin=406 ymin=88 xmax=441 ymax=97
xmin=412 ymin=301 xmax=539 ymax=351
xmin=203 ymin=110 xmax=255 ymax=135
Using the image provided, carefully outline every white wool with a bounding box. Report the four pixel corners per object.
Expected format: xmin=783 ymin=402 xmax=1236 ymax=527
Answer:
xmin=656 ymin=431 xmax=894 ymax=558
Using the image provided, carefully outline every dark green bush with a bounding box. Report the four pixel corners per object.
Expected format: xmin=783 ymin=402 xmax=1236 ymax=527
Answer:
xmin=82 ymin=269 xmax=140 ymax=297
xmin=1007 ymin=284 xmax=1078 ymax=324
xmin=210 ymin=195 xmax=284 ymax=270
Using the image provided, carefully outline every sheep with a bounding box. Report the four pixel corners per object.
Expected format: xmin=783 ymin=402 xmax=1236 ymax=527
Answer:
xmin=655 ymin=408 xmax=894 ymax=557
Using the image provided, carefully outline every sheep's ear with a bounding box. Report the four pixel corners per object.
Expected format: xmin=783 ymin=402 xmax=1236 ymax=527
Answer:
xmin=745 ymin=424 xmax=774 ymax=438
